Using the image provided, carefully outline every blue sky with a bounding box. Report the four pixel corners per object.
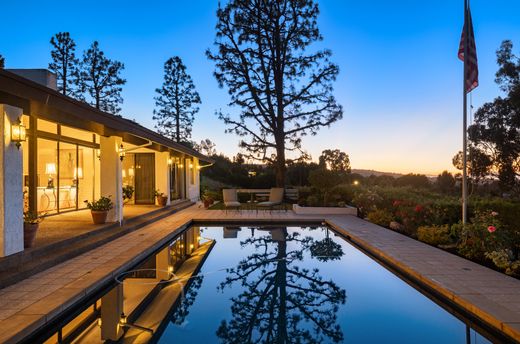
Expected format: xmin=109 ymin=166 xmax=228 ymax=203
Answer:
xmin=1 ymin=0 xmax=519 ymax=174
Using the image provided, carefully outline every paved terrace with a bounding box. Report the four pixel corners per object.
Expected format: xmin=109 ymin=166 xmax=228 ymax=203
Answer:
xmin=0 ymin=205 xmax=519 ymax=343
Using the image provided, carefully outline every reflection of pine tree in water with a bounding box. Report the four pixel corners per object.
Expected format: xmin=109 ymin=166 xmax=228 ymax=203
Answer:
xmin=217 ymin=228 xmax=346 ymax=344
xmin=309 ymin=227 xmax=344 ymax=262
xmin=170 ymin=275 xmax=204 ymax=326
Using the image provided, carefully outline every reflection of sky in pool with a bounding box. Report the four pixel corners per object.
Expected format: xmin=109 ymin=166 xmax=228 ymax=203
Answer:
xmin=158 ymin=226 xmax=491 ymax=343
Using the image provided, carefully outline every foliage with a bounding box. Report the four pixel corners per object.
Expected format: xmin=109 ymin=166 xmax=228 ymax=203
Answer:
xmin=452 ymin=147 xmax=493 ymax=184
xmin=417 ymin=225 xmax=452 ymax=246
xmin=207 ymin=0 xmax=343 ymax=186
xmin=23 ymin=211 xmax=44 ymax=225
xmin=394 ymin=173 xmax=431 ymax=189
xmin=366 ymin=209 xmax=394 ymax=228
xmin=48 ymin=32 xmax=80 ymax=97
xmin=154 ymin=56 xmax=201 ymax=143
xmin=452 ymin=211 xmax=504 ymax=261
xmin=463 ymin=40 xmax=520 ymax=190
xmin=436 ymin=170 xmax=456 ymax=194
xmin=153 ymin=190 xmax=166 ymax=198
xmin=319 ymin=149 xmax=351 ymax=173
xmin=78 ymin=41 xmax=126 ymax=114
xmin=194 ymin=139 xmax=216 ymax=157
xmin=122 ymin=185 xmax=134 ymax=201
xmin=485 ymin=250 xmax=520 ymax=277
xmin=84 ymin=196 xmax=113 ymax=211
xmin=352 ymin=189 xmax=384 ymax=217
xmin=0 ymin=54 xmax=4 ymax=68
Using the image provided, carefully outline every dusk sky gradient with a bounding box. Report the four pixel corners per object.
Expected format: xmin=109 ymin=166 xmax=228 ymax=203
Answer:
xmin=2 ymin=0 xmax=520 ymax=175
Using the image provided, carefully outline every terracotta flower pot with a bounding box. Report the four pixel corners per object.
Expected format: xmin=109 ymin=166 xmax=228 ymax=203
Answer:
xmin=24 ymin=222 xmax=39 ymax=248
xmin=91 ymin=210 xmax=109 ymax=224
xmin=203 ymin=199 xmax=212 ymax=208
xmin=157 ymin=196 xmax=168 ymax=207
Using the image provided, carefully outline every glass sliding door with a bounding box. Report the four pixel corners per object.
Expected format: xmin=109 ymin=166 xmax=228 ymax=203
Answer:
xmin=77 ymin=146 xmax=95 ymax=209
xmin=58 ymin=142 xmax=78 ymax=211
xmin=37 ymin=138 xmax=58 ymax=214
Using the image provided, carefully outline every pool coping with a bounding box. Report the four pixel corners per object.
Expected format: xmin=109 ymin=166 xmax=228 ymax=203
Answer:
xmin=325 ymin=216 xmax=520 ymax=343
xmin=0 ymin=207 xmax=518 ymax=343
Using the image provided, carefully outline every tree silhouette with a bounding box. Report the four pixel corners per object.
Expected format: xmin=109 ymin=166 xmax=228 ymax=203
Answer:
xmin=78 ymin=41 xmax=126 ymax=114
xmin=462 ymin=40 xmax=520 ymax=190
xmin=318 ymin=149 xmax=351 ymax=174
xmin=207 ymin=0 xmax=343 ymax=187
xmin=48 ymin=32 xmax=80 ymax=97
xmin=0 ymin=54 xmax=5 ymax=68
xmin=217 ymin=228 xmax=346 ymax=343
xmin=154 ymin=56 xmax=201 ymax=143
xmin=309 ymin=227 xmax=343 ymax=262
xmin=169 ymin=275 xmax=204 ymax=326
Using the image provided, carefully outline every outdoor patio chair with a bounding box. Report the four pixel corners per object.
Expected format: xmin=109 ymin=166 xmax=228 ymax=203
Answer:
xmin=222 ymin=189 xmax=241 ymax=213
xmin=257 ymin=188 xmax=284 ymax=212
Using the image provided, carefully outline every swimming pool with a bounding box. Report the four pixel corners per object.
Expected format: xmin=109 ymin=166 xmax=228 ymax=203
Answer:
xmin=156 ymin=225 xmax=492 ymax=343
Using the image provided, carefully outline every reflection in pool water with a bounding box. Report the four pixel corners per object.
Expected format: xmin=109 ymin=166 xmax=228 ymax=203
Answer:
xmin=158 ymin=226 xmax=491 ymax=343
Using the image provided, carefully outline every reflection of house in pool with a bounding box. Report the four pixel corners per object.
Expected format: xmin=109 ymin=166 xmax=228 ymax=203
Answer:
xmin=257 ymin=227 xmax=286 ymax=242
xmin=223 ymin=227 xmax=241 ymax=238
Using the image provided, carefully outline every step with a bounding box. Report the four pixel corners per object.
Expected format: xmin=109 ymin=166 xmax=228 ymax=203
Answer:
xmin=0 ymin=201 xmax=194 ymax=289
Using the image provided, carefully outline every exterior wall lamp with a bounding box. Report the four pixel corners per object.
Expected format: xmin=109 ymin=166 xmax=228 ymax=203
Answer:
xmin=11 ymin=118 xmax=27 ymax=149
xmin=119 ymin=144 xmax=125 ymax=161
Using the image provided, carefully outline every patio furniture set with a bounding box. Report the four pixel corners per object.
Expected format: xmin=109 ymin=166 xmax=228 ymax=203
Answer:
xmin=222 ymin=187 xmax=286 ymax=212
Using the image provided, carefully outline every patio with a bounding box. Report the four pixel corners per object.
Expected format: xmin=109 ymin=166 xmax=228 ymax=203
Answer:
xmin=34 ymin=204 xmax=171 ymax=248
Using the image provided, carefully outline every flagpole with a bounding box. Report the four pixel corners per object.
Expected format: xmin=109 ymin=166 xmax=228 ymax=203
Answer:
xmin=462 ymin=0 xmax=469 ymax=224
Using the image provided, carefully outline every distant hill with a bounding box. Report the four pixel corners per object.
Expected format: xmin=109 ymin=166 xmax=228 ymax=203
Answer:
xmin=351 ymin=169 xmax=438 ymax=179
xmin=351 ymin=169 xmax=404 ymax=178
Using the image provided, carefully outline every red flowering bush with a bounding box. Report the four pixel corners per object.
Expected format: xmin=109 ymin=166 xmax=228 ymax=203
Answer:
xmin=452 ymin=211 xmax=504 ymax=261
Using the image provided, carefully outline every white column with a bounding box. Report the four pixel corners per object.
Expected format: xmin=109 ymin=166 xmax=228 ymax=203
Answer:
xmin=0 ymin=105 xmax=24 ymax=257
xmin=155 ymin=151 xmax=170 ymax=205
xmin=100 ymin=136 xmax=123 ymax=223
xmin=101 ymin=284 xmax=124 ymax=341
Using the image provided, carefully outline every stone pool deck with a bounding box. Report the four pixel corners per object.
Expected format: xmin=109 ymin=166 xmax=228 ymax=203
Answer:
xmin=0 ymin=205 xmax=519 ymax=343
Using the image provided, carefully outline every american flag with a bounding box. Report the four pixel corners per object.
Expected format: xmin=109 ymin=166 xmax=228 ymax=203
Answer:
xmin=458 ymin=4 xmax=478 ymax=93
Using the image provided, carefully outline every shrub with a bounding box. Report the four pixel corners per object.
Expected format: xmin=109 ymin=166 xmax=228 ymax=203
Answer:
xmin=352 ymin=189 xmax=384 ymax=217
xmin=452 ymin=211 xmax=504 ymax=261
xmin=417 ymin=225 xmax=452 ymax=246
xmin=366 ymin=209 xmax=394 ymax=227
xmin=485 ymin=250 xmax=520 ymax=277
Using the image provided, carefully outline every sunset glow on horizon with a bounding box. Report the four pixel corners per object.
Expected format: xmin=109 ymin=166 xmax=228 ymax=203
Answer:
xmin=2 ymin=0 xmax=519 ymax=176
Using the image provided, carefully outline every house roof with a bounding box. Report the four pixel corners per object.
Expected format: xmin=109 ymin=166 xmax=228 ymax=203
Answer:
xmin=0 ymin=69 xmax=213 ymax=163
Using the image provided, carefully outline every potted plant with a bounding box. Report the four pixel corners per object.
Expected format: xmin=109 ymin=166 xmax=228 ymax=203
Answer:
xmin=23 ymin=211 xmax=43 ymax=248
xmin=84 ymin=196 xmax=114 ymax=224
xmin=201 ymin=190 xmax=215 ymax=208
xmin=122 ymin=185 xmax=134 ymax=204
xmin=154 ymin=190 xmax=168 ymax=206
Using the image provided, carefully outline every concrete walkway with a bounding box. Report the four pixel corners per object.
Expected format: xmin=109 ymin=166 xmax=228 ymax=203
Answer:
xmin=0 ymin=205 xmax=519 ymax=343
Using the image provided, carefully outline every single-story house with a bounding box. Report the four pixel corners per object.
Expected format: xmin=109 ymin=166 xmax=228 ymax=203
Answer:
xmin=0 ymin=68 xmax=213 ymax=257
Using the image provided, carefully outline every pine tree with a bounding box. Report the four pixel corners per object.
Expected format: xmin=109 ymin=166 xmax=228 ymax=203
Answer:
xmin=48 ymin=32 xmax=80 ymax=97
xmin=0 ymin=54 xmax=5 ymax=68
xmin=78 ymin=41 xmax=126 ymax=114
xmin=153 ymin=56 xmax=201 ymax=143
xmin=207 ymin=0 xmax=343 ymax=186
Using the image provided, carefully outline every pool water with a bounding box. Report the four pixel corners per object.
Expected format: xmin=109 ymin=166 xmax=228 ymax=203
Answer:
xmin=157 ymin=226 xmax=491 ymax=343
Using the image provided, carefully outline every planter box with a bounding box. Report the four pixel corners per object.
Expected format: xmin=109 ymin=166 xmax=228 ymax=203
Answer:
xmin=293 ymin=204 xmax=357 ymax=215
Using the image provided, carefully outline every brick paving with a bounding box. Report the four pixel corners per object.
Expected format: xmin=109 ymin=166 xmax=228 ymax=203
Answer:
xmin=0 ymin=206 xmax=518 ymax=343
